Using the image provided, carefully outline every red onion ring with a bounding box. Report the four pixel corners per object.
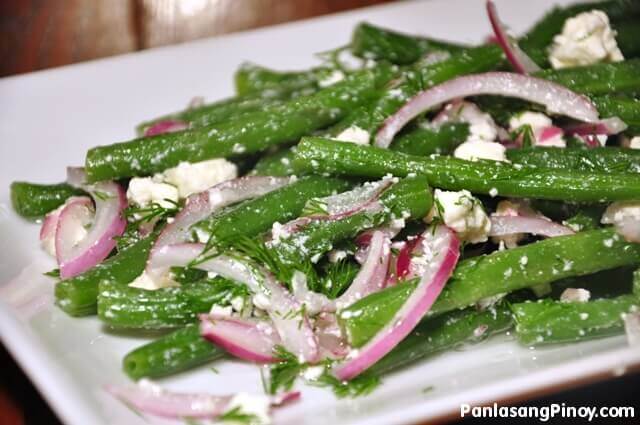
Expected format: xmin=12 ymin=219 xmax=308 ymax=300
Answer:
xmin=58 ymin=170 xmax=127 ymax=278
xmin=334 ymin=225 xmax=460 ymax=380
xmin=335 ymin=230 xmax=391 ymax=309
xmin=375 ymin=72 xmax=600 ymax=148
xmin=154 ymin=176 xmax=293 ymax=252
xmin=149 ymin=243 xmax=320 ymax=362
xmin=105 ymin=381 xmax=299 ymax=420
xmin=315 ymin=312 xmax=350 ymax=360
xmin=200 ymin=314 xmax=281 ymax=363
xmin=489 ymin=215 xmax=574 ymax=239
xmin=143 ymin=120 xmax=189 ymax=137
xmin=564 ymin=117 xmax=628 ymax=137
xmin=486 ymin=0 xmax=541 ymax=74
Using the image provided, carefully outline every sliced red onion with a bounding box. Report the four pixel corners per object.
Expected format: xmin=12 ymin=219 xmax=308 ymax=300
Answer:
xmin=57 ymin=171 xmax=127 ymax=278
xmin=105 ymin=381 xmax=299 ymax=420
xmin=335 ymin=231 xmax=391 ymax=309
xmin=144 ymin=120 xmax=188 ymax=137
xmin=154 ymin=176 xmax=293 ymax=252
xmin=291 ymin=271 xmax=335 ymax=315
xmin=489 ymin=215 xmax=574 ymax=239
xmin=200 ymin=314 xmax=281 ymax=363
xmin=486 ymin=0 xmax=541 ymax=74
xmin=315 ymin=312 xmax=350 ymax=360
xmin=273 ymin=179 xmax=392 ymax=239
xmin=375 ymin=72 xmax=600 ymax=148
xmin=537 ymin=126 xmax=564 ymax=144
xmin=564 ymin=117 xmax=627 ymax=136
xmin=40 ymin=197 xmax=91 ymax=255
xmin=334 ymin=226 xmax=460 ymax=380
xmin=394 ymin=236 xmax=422 ymax=282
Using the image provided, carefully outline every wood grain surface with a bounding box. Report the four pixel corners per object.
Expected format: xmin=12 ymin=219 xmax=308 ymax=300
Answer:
xmin=0 ymin=0 xmax=392 ymax=77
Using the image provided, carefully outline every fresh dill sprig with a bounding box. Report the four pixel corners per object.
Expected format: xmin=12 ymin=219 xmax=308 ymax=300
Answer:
xmin=124 ymin=199 xmax=179 ymax=224
xmin=510 ymin=124 xmax=535 ymax=148
xmin=311 ymin=370 xmax=381 ymax=399
xmin=317 ymin=260 xmax=359 ymax=299
xmin=301 ymin=198 xmax=329 ymax=217
xmin=43 ymin=268 xmax=60 ymax=278
xmin=218 ymin=406 xmax=260 ymax=425
xmin=266 ymin=346 xmax=303 ymax=395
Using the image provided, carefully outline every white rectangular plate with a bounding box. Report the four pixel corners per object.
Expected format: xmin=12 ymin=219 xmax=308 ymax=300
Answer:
xmin=1 ymin=1 xmax=638 ymax=424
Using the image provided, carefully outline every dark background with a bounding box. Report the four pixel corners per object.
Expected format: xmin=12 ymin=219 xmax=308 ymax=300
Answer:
xmin=1 ymin=0 xmax=639 ymax=423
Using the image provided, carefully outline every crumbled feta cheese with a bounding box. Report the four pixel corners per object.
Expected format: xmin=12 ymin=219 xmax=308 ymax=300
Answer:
xmin=226 ymin=393 xmax=271 ymax=425
xmin=629 ymin=137 xmax=640 ymax=150
xmin=601 ymin=201 xmax=640 ymax=226
xmin=509 ymin=111 xmax=566 ymax=147
xmin=209 ymin=304 xmax=233 ymax=316
xmin=335 ymin=126 xmax=370 ymax=145
xmin=454 ymin=140 xmax=508 ymax=162
xmin=318 ymin=70 xmax=345 ymax=87
xmin=126 ymin=177 xmax=179 ymax=208
xmin=328 ymin=249 xmax=348 ymax=263
xmin=270 ymin=222 xmax=291 ymax=245
xmin=253 ymin=293 xmax=271 ymax=310
xmin=427 ymin=189 xmax=491 ymax=243
xmin=161 ymin=158 xmax=237 ymax=198
xmin=302 ymin=365 xmax=325 ymax=381
xmin=128 ymin=271 xmax=178 ymax=290
xmin=560 ymin=288 xmax=591 ymax=303
xmin=230 ymin=296 xmax=245 ymax=313
xmin=549 ymin=10 xmax=624 ymax=69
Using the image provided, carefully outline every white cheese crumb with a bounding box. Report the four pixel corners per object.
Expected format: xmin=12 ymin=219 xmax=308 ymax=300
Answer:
xmin=161 ymin=158 xmax=237 ymax=198
xmin=489 ymin=188 xmax=499 ymax=198
xmin=629 ymin=136 xmax=640 ymax=150
xmin=335 ymin=126 xmax=370 ymax=145
xmin=454 ymin=140 xmax=508 ymax=162
xmin=302 ymin=365 xmax=325 ymax=381
xmin=128 ymin=271 xmax=178 ymax=290
xmin=560 ymin=288 xmax=591 ymax=303
xmin=209 ymin=304 xmax=233 ymax=316
xmin=427 ymin=189 xmax=491 ymax=243
xmin=126 ymin=177 xmax=179 ymax=208
xmin=318 ymin=70 xmax=345 ymax=87
xmin=549 ymin=10 xmax=624 ymax=69
xmin=509 ymin=111 xmax=566 ymax=147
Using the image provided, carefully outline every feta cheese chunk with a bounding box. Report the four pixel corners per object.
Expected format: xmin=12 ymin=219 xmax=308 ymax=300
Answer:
xmin=226 ymin=393 xmax=271 ymax=424
xmin=162 ymin=158 xmax=237 ymax=198
xmin=128 ymin=271 xmax=177 ymax=290
xmin=560 ymin=287 xmax=591 ymax=303
xmin=628 ymin=136 xmax=640 ymax=150
xmin=454 ymin=140 xmax=508 ymax=162
xmin=601 ymin=201 xmax=640 ymax=226
xmin=335 ymin=126 xmax=370 ymax=145
xmin=126 ymin=177 xmax=179 ymax=208
xmin=427 ymin=189 xmax=491 ymax=243
xmin=509 ymin=111 xmax=566 ymax=147
xmin=318 ymin=70 xmax=345 ymax=88
xmin=549 ymin=10 xmax=624 ymax=69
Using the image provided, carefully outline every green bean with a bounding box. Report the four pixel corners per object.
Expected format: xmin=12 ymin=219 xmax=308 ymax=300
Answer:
xmin=85 ymin=65 xmax=395 ymax=182
xmin=369 ymin=305 xmax=513 ymax=375
xmin=506 ymin=147 xmax=640 ymax=174
xmin=98 ymin=277 xmax=248 ymax=329
xmin=10 ymin=182 xmax=84 ymax=219
xmin=520 ymin=0 xmax=640 ymax=66
xmin=390 ymin=123 xmax=469 ymax=156
xmin=592 ymin=96 xmax=640 ymax=134
xmin=350 ymin=22 xmax=466 ymax=65
xmin=511 ymin=295 xmax=638 ymax=346
xmin=251 ymin=147 xmax=300 ymax=177
xmin=234 ymin=63 xmax=327 ymax=96
xmin=55 ymin=234 xmax=156 ymax=317
xmin=192 ymin=176 xmax=351 ymax=244
xmin=534 ymin=59 xmax=640 ymax=96
xmin=340 ymin=228 xmax=640 ymax=346
xmin=123 ymin=325 xmax=225 ymax=380
xmin=273 ymin=175 xmax=433 ymax=266
xmin=136 ymin=84 xmax=316 ymax=135
xmin=294 ymin=137 xmax=640 ymax=202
